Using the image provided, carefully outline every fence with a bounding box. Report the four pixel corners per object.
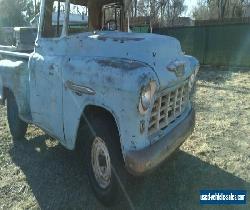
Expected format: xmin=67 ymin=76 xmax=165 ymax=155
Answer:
xmin=153 ymin=23 xmax=250 ymax=67
xmin=131 ymin=25 xmax=150 ymax=33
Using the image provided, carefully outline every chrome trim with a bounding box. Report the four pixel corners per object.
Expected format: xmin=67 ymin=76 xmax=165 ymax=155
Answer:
xmin=125 ymin=108 xmax=195 ymax=176
xmin=148 ymin=80 xmax=189 ymax=136
xmin=65 ymin=80 xmax=96 ymax=95
xmin=167 ymin=60 xmax=185 ymax=78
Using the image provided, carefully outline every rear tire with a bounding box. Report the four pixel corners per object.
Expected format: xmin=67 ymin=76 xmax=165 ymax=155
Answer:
xmin=80 ymin=115 xmax=127 ymax=206
xmin=7 ymin=91 xmax=27 ymax=140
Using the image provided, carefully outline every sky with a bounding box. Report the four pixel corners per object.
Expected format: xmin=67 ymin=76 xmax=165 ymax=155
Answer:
xmin=184 ymin=0 xmax=198 ymax=16
xmin=32 ymin=0 xmax=198 ymax=18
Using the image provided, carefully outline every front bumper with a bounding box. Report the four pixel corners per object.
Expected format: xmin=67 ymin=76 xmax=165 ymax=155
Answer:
xmin=125 ymin=108 xmax=195 ymax=176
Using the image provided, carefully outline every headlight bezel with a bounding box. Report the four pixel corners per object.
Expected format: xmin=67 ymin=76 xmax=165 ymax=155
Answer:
xmin=138 ymin=81 xmax=157 ymax=115
xmin=188 ymin=73 xmax=195 ymax=91
xmin=189 ymin=65 xmax=200 ymax=93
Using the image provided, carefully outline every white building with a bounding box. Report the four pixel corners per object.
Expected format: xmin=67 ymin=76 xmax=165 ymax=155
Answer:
xmin=30 ymin=12 xmax=88 ymax=27
xmin=52 ymin=12 xmax=88 ymax=25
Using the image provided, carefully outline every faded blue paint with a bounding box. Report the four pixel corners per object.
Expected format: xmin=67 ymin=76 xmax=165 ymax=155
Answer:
xmin=0 ymin=32 xmax=198 ymax=155
xmin=0 ymin=0 xmax=199 ymax=165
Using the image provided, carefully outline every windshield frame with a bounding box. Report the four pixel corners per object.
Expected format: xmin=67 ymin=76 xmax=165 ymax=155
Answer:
xmin=102 ymin=3 xmax=124 ymax=31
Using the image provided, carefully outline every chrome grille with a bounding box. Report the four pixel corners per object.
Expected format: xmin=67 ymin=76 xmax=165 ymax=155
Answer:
xmin=148 ymin=82 xmax=189 ymax=136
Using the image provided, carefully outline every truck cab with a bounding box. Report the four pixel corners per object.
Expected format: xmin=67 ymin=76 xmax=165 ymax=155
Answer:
xmin=0 ymin=0 xmax=199 ymax=206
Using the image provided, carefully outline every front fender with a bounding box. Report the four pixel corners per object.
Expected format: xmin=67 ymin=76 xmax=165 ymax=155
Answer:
xmin=62 ymin=56 xmax=159 ymax=154
xmin=63 ymin=92 xmax=150 ymax=157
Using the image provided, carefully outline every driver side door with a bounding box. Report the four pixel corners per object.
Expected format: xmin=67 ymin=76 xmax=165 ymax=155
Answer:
xmin=29 ymin=0 xmax=65 ymax=142
xmin=29 ymin=40 xmax=65 ymax=141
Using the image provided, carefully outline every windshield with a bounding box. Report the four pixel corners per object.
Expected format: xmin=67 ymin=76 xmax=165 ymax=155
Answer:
xmin=68 ymin=0 xmax=125 ymax=34
xmin=102 ymin=3 xmax=123 ymax=31
xmin=68 ymin=2 xmax=89 ymax=35
xmin=41 ymin=0 xmax=127 ymax=37
xmin=68 ymin=2 xmax=123 ymax=34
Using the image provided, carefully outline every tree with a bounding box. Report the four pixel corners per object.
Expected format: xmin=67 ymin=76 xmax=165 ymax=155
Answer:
xmin=193 ymin=0 xmax=250 ymax=20
xmin=137 ymin=0 xmax=186 ymax=26
xmin=193 ymin=0 xmax=210 ymax=20
xmin=0 ymin=0 xmax=24 ymax=26
xmin=166 ymin=0 xmax=186 ymax=25
xmin=0 ymin=0 xmax=38 ymax=27
xmin=131 ymin=0 xmax=138 ymax=17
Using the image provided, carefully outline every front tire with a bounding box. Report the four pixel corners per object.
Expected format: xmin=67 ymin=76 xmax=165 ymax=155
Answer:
xmin=7 ymin=92 xmax=28 ymax=140
xmin=83 ymin=116 xmax=125 ymax=206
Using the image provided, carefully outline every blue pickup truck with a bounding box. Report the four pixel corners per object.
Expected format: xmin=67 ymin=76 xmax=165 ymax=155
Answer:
xmin=0 ymin=0 xmax=199 ymax=206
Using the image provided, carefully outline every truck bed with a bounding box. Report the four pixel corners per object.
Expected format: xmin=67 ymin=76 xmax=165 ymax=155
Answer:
xmin=0 ymin=27 xmax=37 ymax=53
xmin=0 ymin=49 xmax=30 ymax=120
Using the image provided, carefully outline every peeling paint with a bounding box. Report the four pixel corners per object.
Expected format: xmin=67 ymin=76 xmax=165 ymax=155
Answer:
xmin=93 ymin=35 xmax=145 ymax=42
xmin=0 ymin=0 xmax=199 ymax=171
xmin=96 ymin=58 xmax=146 ymax=71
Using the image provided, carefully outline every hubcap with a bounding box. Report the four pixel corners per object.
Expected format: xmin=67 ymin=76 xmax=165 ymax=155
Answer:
xmin=91 ymin=137 xmax=111 ymax=189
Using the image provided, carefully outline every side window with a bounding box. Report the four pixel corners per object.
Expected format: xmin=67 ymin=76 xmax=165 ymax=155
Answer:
xmin=42 ymin=0 xmax=64 ymax=38
xmin=68 ymin=2 xmax=89 ymax=35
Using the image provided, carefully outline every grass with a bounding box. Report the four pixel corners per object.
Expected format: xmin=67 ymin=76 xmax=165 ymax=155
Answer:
xmin=0 ymin=67 xmax=249 ymax=210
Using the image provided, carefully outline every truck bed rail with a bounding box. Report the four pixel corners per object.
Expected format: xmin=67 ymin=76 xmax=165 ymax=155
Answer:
xmin=0 ymin=50 xmax=30 ymax=60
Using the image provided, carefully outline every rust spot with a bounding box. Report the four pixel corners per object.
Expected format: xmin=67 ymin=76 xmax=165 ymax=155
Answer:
xmin=49 ymin=64 xmax=54 ymax=70
xmin=106 ymin=76 xmax=114 ymax=84
xmin=96 ymin=58 xmax=145 ymax=71
xmin=79 ymin=39 xmax=83 ymax=47
xmin=97 ymin=36 xmax=107 ymax=41
xmin=137 ymin=73 xmax=150 ymax=85
xmin=97 ymin=36 xmax=144 ymax=42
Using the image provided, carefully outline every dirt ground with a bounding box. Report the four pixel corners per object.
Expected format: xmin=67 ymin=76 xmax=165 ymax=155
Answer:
xmin=0 ymin=67 xmax=249 ymax=210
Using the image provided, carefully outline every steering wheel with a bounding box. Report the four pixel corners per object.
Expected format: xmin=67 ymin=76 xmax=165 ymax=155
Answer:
xmin=104 ymin=19 xmax=117 ymax=31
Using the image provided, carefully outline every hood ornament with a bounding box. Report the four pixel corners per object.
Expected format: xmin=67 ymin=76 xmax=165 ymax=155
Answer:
xmin=167 ymin=61 xmax=185 ymax=78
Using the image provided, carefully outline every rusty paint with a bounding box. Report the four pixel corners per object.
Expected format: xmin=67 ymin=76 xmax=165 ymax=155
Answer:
xmin=105 ymin=76 xmax=115 ymax=84
xmin=96 ymin=58 xmax=146 ymax=70
xmin=167 ymin=60 xmax=186 ymax=78
xmin=0 ymin=0 xmax=199 ymax=176
xmin=65 ymin=80 xmax=96 ymax=96
xmin=97 ymin=35 xmax=144 ymax=42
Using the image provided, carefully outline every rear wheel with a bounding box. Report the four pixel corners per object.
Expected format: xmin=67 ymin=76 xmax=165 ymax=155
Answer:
xmin=7 ymin=91 xmax=27 ymax=140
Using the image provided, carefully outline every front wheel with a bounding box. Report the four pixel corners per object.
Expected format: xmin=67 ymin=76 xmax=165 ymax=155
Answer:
xmin=7 ymin=92 xmax=28 ymax=140
xmin=83 ymin=116 xmax=126 ymax=206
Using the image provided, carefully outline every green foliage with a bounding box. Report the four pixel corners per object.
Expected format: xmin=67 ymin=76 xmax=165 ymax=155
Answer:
xmin=193 ymin=0 xmax=250 ymax=20
xmin=136 ymin=0 xmax=187 ymax=26
xmin=0 ymin=0 xmax=38 ymax=27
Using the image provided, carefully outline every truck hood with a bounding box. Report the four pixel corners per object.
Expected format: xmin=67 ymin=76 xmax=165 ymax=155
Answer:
xmin=64 ymin=31 xmax=197 ymax=90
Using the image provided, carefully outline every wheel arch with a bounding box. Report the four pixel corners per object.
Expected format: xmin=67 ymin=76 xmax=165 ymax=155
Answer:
xmin=0 ymin=86 xmax=11 ymax=105
xmin=74 ymin=104 xmax=123 ymax=156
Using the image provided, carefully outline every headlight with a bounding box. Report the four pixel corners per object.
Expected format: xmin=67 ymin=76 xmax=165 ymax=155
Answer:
xmin=139 ymin=81 xmax=156 ymax=114
xmin=189 ymin=65 xmax=199 ymax=92
xmin=189 ymin=73 xmax=196 ymax=91
xmin=194 ymin=65 xmax=200 ymax=76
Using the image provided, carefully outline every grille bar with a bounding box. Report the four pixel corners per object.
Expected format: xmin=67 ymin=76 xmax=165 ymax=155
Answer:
xmin=148 ymin=82 xmax=189 ymax=136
